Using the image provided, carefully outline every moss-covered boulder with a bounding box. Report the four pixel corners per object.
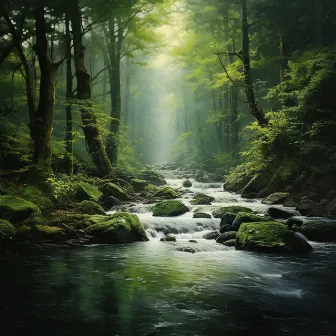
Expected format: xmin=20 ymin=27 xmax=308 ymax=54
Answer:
xmin=139 ymin=170 xmax=166 ymax=186
xmin=216 ymin=231 xmax=237 ymax=244
xmin=152 ymin=200 xmax=189 ymax=217
xmin=160 ymin=235 xmax=176 ymax=242
xmin=75 ymin=182 xmax=102 ymax=203
xmin=232 ymin=212 xmax=269 ymax=231
xmin=236 ymin=222 xmax=313 ymax=253
xmin=0 ymin=196 xmax=41 ymax=223
xmin=100 ymin=183 xmax=130 ymax=202
xmin=77 ymin=201 xmax=106 ymax=216
xmin=85 ymin=213 xmax=148 ymax=244
xmin=292 ymin=220 xmax=336 ymax=242
xmin=144 ymin=184 xmax=159 ymax=194
xmin=262 ymin=192 xmax=289 ymax=205
xmin=131 ymin=179 xmax=148 ymax=192
xmin=30 ymin=225 xmax=67 ymax=241
xmin=21 ymin=186 xmax=55 ymax=212
xmin=213 ymin=206 xmax=253 ymax=218
xmin=154 ymin=187 xmax=180 ymax=199
xmin=242 ymin=174 xmax=269 ymax=198
xmin=193 ymin=213 xmax=211 ymax=219
xmin=219 ymin=213 xmax=236 ymax=226
xmin=191 ymin=193 xmax=215 ymax=205
xmin=0 ymin=220 xmax=16 ymax=239
xmin=183 ymin=180 xmax=192 ymax=188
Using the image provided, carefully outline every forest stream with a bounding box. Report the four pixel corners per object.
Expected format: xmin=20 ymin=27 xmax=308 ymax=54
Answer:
xmin=2 ymin=168 xmax=336 ymax=336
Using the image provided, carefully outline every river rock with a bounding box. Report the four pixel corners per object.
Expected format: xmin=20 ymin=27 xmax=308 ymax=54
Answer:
xmin=0 ymin=195 xmax=41 ymax=223
xmin=189 ymin=240 xmax=197 ymax=243
xmin=77 ymin=200 xmax=106 ymax=216
xmin=154 ymin=187 xmax=180 ymax=199
xmin=194 ymin=170 xmax=205 ymax=181
xmin=223 ymin=239 xmax=236 ymax=247
xmin=183 ymin=180 xmax=192 ymax=188
xmin=236 ymin=222 xmax=313 ymax=253
xmin=325 ymin=198 xmax=336 ymax=215
xmin=176 ymin=247 xmax=196 ymax=254
xmin=291 ymin=219 xmax=336 ymax=242
xmin=0 ymin=219 xmax=16 ymax=239
xmin=191 ymin=193 xmax=215 ymax=205
xmin=297 ymin=199 xmax=328 ymax=217
xmin=262 ymin=192 xmax=289 ymax=205
xmin=75 ymin=182 xmax=103 ymax=203
xmin=203 ymin=231 xmax=220 ymax=240
xmin=160 ymin=235 xmax=176 ymax=242
xmin=85 ymin=213 xmax=148 ymax=244
xmin=216 ymin=231 xmax=237 ymax=244
xmin=232 ymin=212 xmax=269 ymax=231
xmin=130 ymin=179 xmax=148 ymax=192
xmin=152 ymin=200 xmax=189 ymax=217
xmin=213 ymin=206 xmax=253 ymax=218
xmin=242 ymin=174 xmax=269 ymax=198
xmin=139 ymin=170 xmax=167 ymax=186
xmin=220 ymin=224 xmax=234 ymax=233
xmin=267 ymin=207 xmax=299 ymax=219
xmin=193 ymin=213 xmax=211 ymax=219
xmin=284 ymin=200 xmax=298 ymax=207
xmin=220 ymin=213 xmax=236 ymax=226
xmin=100 ymin=182 xmax=130 ymax=202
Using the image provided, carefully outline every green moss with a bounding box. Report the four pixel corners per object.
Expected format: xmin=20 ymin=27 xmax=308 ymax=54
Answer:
xmin=139 ymin=170 xmax=166 ymax=186
xmin=100 ymin=183 xmax=129 ymax=201
xmin=213 ymin=206 xmax=253 ymax=218
xmin=85 ymin=213 xmax=148 ymax=244
xmin=30 ymin=225 xmax=66 ymax=241
xmin=152 ymin=200 xmax=189 ymax=217
xmin=236 ymin=222 xmax=313 ymax=253
xmin=232 ymin=212 xmax=269 ymax=230
xmin=77 ymin=200 xmax=106 ymax=215
xmin=144 ymin=184 xmax=159 ymax=194
xmin=154 ymin=187 xmax=180 ymax=199
xmin=0 ymin=220 xmax=16 ymax=238
xmin=191 ymin=193 xmax=214 ymax=205
xmin=131 ymin=179 xmax=148 ymax=192
xmin=75 ymin=182 xmax=103 ymax=202
xmin=20 ymin=186 xmax=54 ymax=212
xmin=0 ymin=195 xmax=41 ymax=223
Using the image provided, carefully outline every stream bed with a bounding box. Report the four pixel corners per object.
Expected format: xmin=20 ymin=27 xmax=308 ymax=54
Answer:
xmin=2 ymin=169 xmax=336 ymax=336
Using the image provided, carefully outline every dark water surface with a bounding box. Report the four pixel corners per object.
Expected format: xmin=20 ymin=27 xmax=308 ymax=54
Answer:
xmin=2 ymin=241 xmax=336 ymax=336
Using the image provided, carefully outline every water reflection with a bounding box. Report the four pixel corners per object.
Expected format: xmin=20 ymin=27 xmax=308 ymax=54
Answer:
xmin=2 ymin=242 xmax=336 ymax=336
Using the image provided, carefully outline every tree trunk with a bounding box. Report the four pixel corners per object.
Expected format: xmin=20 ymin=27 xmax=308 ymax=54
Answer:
xmin=64 ymin=15 xmax=73 ymax=175
xmin=223 ymin=88 xmax=230 ymax=153
xmin=230 ymin=86 xmax=239 ymax=156
xmin=241 ymin=0 xmax=268 ymax=126
xmin=313 ymin=0 xmax=324 ymax=45
xmin=183 ymin=87 xmax=191 ymax=152
xmin=214 ymin=90 xmax=224 ymax=152
xmin=106 ymin=17 xmax=122 ymax=165
xmin=33 ymin=7 xmax=60 ymax=169
xmin=123 ymin=56 xmax=131 ymax=126
xmin=71 ymin=0 xmax=114 ymax=177
xmin=275 ymin=0 xmax=291 ymax=82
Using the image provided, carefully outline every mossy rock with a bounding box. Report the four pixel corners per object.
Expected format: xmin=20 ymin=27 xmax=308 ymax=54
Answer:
xmin=293 ymin=221 xmax=336 ymax=242
xmin=191 ymin=193 xmax=215 ymax=205
xmin=144 ymin=184 xmax=159 ymax=194
xmin=232 ymin=212 xmax=269 ymax=231
xmin=20 ymin=186 xmax=55 ymax=212
xmin=216 ymin=231 xmax=237 ymax=244
xmin=30 ymin=225 xmax=67 ymax=241
xmin=154 ymin=187 xmax=180 ymax=199
xmin=183 ymin=180 xmax=192 ymax=188
xmin=75 ymin=182 xmax=103 ymax=203
xmin=131 ymin=179 xmax=148 ymax=192
xmin=0 ymin=220 xmax=16 ymax=239
xmin=85 ymin=213 xmax=148 ymax=244
xmin=236 ymin=222 xmax=313 ymax=253
xmin=262 ymin=192 xmax=289 ymax=205
xmin=160 ymin=235 xmax=176 ymax=242
xmin=0 ymin=195 xmax=41 ymax=223
xmin=100 ymin=182 xmax=130 ymax=201
xmin=220 ymin=213 xmax=237 ymax=226
xmin=139 ymin=170 xmax=166 ymax=186
xmin=213 ymin=206 xmax=253 ymax=218
xmin=77 ymin=201 xmax=106 ymax=216
xmin=49 ymin=212 xmax=88 ymax=231
xmin=152 ymin=200 xmax=189 ymax=217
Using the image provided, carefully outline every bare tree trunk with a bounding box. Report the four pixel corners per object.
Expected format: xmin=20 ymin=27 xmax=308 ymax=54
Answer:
xmin=223 ymin=88 xmax=230 ymax=153
xmin=241 ymin=0 xmax=268 ymax=126
xmin=106 ymin=17 xmax=122 ymax=165
xmin=230 ymin=86 xmax=239 ymax=156
xmin=313 ymin=0 xmax=324 ymax=45
xmin=123 ymin=56 xmax=131 ymax=126
xmin=71 ymin=0 xmax=114 ymax=177
xmin=33 ymin=7 xmax=61 ymax=169
xmin=64 ymin=15 xmax=73 ymax=175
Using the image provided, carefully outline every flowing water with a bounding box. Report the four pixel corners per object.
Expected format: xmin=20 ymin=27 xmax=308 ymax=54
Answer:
xmin=2 ymin=169 xmax=336 ymax=336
